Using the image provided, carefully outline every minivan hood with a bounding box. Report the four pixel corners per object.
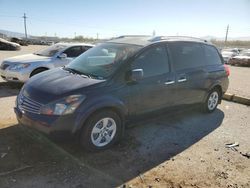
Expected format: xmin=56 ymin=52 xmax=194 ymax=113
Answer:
xmin=24 ymin=68 xmax=106 ymax=104
xmin=4 ymin=53 xmax=51 ymax=64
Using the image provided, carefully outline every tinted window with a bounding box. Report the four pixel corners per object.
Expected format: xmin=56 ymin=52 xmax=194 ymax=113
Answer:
xmin=64 ymin=46 xmax=83 ymax=57
xmin=83 ymin=46 xmax=93 ymax=51
xmin=203 ymin=45 xmax=222 ymax=65
xmin=132 ymin=45 xmax=169 ymax=78
xmin=168 ymin=42 xmax=204 ymax=70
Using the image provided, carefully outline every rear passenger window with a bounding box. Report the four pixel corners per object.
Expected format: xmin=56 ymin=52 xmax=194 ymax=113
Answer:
xmin=132 ymin=45 xmax=169 ymax=78
xmin=203 ymin=45 xmax=222 ymax=65
xmin=168 ymin=42 xmax=204 ymax=71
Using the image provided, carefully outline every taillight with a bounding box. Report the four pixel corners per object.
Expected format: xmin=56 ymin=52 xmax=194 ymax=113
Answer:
xmin=224 ymin=64 xmax=230 ymax=76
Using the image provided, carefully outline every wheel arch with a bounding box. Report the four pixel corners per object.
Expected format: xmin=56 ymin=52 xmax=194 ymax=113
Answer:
xmin=30 ymin=67 xmax=50 ymax=77
xmin=72 ymin=99 xmax=127 ymax=136
xmin=205 ymin=83 xmax=223 ymax=104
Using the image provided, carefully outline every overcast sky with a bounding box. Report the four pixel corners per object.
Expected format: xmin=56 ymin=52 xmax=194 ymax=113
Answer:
xmin=0 ymin=0 xmax=249 ymax=38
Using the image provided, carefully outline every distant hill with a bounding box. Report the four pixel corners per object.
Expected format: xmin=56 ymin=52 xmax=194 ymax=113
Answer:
xmin=0 ymin=29 xmax=29 ymax=38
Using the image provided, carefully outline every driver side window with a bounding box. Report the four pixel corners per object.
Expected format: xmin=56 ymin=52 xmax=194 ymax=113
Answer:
xmin=132 ymin=45 xmax=170 ymax=78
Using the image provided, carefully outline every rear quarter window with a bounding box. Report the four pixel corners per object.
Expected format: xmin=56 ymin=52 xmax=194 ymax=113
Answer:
xmin=203 ymin=45 xmax=222 ymax=65
xmin=168 ymin=42 xmax=204 ymax=71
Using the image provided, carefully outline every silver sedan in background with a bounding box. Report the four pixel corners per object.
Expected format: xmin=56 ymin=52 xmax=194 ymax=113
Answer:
xmin=221 ymin=48 xmax=239 ymax=64
xmin=0 ymin=43 xmax=94 ymax=82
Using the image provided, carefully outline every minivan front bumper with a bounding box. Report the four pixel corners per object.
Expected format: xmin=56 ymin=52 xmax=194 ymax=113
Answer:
xmin=14 ymin=107 xmax=75 ymax=137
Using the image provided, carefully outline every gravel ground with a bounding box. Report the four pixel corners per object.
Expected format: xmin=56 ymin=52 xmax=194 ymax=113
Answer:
xmin=227 ymin=66 xmax=250 ymax=99
xmin=0 ymin=94 xmax=249 ymax=187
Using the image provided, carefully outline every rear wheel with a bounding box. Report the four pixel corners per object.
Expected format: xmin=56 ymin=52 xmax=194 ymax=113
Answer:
xmin=203 ymin=89 xmax=221 ymax=113
xmin=80 ymin=110 xmax=122 ymax=151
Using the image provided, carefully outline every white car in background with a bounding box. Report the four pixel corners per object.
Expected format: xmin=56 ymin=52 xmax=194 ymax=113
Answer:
xmin=221 ymin=48 xmax=239 ymax=64
xmin=0 ymin=43 xmax=94 ymax=82
xmin=229 ymin=50 xmax=250 ymax=67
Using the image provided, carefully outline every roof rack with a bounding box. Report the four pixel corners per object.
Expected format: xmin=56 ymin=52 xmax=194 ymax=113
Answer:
xmin=149 ymin=36 xmax=208 ymax=43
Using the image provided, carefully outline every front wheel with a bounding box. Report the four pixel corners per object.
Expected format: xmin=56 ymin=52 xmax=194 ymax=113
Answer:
xmin=203 ymin=89 xmax=221 ymax=113
xmin=80 ymin=110 xmax=122 ymax=151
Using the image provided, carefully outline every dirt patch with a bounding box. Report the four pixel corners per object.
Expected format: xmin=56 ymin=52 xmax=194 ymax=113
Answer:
xmin=0 ymin=101 xmax=250 ymax=187
xmin=228 ymin=66 xmax=250 ymax=99
xmin=0 ymin=125 xmax=118 ymax=188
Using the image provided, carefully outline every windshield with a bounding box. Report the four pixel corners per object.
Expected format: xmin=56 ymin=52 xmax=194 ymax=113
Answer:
xmin=34 ymin=44 xmax=67 ymax=57
xmin=66 ymin=43 xmax=141 ymax=79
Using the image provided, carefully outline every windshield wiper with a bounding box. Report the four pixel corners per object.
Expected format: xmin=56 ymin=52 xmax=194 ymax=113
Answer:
xmin=86 ymin=73 xmax=103 ymax=79
xmin=63 ymin=67 xmax=91 ymax=78
xmin=63 ymin=67 xmax=83 ymax=75
xmin=63 ymin=67 xmax=104 ymax=80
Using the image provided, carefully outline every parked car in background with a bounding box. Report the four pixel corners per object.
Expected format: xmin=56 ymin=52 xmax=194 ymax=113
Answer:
xmin=11 ymin=37 xmax=28 ymax=46
xmin=0 ymin=38 xmax=21 ymax=51
xmin=15 ymin=36 xmax=229 ymax=151
xmin=221 ymin=48 xmax=239 ymax=64
xmin=0 ymin=43 xmax=94 ymax=82
xmin=47 ymin=41 xmax=54 ymax=46
xmin=229 ymin=50 xmax=250 ymax=67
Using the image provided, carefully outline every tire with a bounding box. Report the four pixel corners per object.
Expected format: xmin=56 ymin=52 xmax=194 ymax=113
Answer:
xmin=30 ymin=68 xmax=48 ymax=77
xmin=203 ymin=88 xmax=221 ymax=113
xmin=80 ymin=110 xmax=122 ymax=151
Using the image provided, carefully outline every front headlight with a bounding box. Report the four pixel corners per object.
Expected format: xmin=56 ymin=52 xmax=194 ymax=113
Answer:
xmin=40 ymin=95 xmax=86 ymax=115
xmin=9 ymin=63 xmax=30 ymax=71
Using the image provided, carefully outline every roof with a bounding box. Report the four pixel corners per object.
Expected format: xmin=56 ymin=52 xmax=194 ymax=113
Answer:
xmin=106 ymin=35 xmax=210 ymax=46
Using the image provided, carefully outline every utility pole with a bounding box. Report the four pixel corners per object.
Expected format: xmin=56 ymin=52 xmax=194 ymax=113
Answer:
xmin=225 ymin=24 xmax=229 ymax=44
xmin=22 ymin=13 xmax=28 ymax=39
xmin=152 ymin=30 xmax=156 ymax=36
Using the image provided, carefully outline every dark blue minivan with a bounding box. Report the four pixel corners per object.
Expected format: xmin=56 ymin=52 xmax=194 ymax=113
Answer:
xmin=15 ymin=36 xmax=229 ymax=150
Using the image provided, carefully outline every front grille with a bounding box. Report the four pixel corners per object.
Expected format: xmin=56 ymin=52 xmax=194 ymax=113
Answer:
xmin=18 ymin=94 xmax=43 ymax=114
xmin=0 ymin=63 xmax=10 ymax=70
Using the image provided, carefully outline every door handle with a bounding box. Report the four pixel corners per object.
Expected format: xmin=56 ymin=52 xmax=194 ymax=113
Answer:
xmin=178 ymin=78 xmax=187 ymax=82
xmin=165 ymin=80 xmax=175 ymax=85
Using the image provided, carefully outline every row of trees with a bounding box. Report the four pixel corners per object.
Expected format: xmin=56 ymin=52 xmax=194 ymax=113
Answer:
xmin=61 ymin=35 xmax=100 ymax=43
xmin=211 ymin=39 xmax=250 ymax=48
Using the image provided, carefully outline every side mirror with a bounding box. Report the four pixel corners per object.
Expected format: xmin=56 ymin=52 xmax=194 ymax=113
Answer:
xmin=58 ymin=53 xmax=67 ymax=59
xmin=131 ymin=69 xmax=143 ymax=81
